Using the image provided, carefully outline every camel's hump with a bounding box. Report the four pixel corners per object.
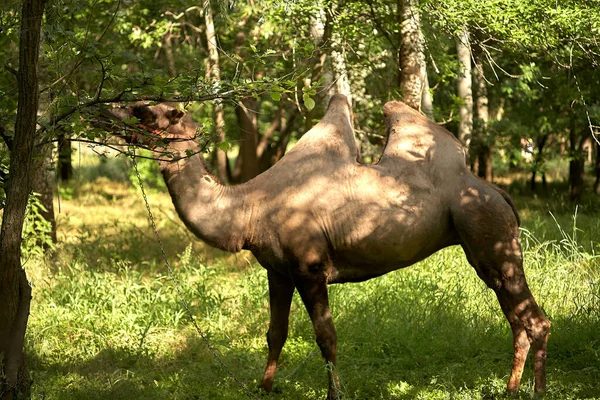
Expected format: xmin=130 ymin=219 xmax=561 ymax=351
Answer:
xmin=383 ymin=101 xmax=424 ymax=128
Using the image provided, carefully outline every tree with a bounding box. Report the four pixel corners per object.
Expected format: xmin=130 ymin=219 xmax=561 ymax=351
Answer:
xmin=0 ymin=1 xmax=46 ymax=398
xmin=203 ymin=0 xmax=228 ymax=182
xmin=455 ymin=27 xmax=472 ymax=149
xmin=472 ymin=42 xmax=492 ymax=181
xmin=398 ymin=0 xmax=428 ymax=111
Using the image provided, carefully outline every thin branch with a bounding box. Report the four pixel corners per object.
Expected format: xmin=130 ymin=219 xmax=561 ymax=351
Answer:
xmin=94 ymin=56 xmax=107 ymax=101
xmin=37 ymin=136 xmax=212 ymax=163
xmin=96 ymin=0 xmax=121 ymax=43
xmin=4 ymin=64 xmax=17 ymax=76
xmin=369 ymin=3 xmax=396 ymax=50
xmin=256 ymin=106 xmax=283 ymax=158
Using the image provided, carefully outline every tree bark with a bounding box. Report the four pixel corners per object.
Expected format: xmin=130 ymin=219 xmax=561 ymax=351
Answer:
xmin=58 ymin=134 xmax=73 ymax=181
xmin=0 ymin=0 xmax=46 ymax=397
xmin=398 ymin=0 xmax=427 ymax=111
xmin=203 ymin=0 xmax=227 ymax=182
xmin=308 ymin=4 xmax=334 ymax=114
xmin=456 ymin=28 xmax=473 ymax=149
xmin=421 ymin=70 xmax=433 ymax=119
xmin=472 ymin=53 xmax=492 ymax=181
xmin=234 ymin=96 xmax=260 ymax=183
xmin=530 ymin=134 xmax=549 ymax=191
xmin=569 ymin=126 xmax=585 ymax=201
xmin=327 ymin=2 xmax=352 ymax=105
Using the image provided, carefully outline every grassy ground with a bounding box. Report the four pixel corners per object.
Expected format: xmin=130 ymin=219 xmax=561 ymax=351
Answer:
xmin=22 ymin=158 xmax=600 ymax=399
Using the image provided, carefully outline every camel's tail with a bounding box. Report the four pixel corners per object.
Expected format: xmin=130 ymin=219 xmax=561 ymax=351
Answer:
xmin=491 ymin=185 xmax=521 ymax=227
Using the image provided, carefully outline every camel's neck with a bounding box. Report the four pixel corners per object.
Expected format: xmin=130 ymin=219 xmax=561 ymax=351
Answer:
xmin=157 ymin=141 xmax=250 ymax=252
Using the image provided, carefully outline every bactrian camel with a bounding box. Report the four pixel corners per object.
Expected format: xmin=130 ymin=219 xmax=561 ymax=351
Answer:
xmin=111 ymin=95 xmax=549 ymax=399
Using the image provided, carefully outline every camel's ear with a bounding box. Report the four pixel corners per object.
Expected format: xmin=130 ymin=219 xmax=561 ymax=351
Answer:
xmin=166 ymin=109 xmax=184 ymax=121
xmin=132 ymin=105 xmax=156 ymax=125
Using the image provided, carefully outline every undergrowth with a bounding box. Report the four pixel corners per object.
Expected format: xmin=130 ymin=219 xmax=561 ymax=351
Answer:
xmin=22 ymin=177 xmax=600 ymax=400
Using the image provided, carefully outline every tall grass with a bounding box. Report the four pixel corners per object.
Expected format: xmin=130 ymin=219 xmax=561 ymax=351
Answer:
xmin=23 ymin=177 xmax=600 ymax=400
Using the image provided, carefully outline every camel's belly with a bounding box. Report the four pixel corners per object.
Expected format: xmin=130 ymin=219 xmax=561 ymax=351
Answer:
xmin=324 ymin=203 xmax=457 ymax=283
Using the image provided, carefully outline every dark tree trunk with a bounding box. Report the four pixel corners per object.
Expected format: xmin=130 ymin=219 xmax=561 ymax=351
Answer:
xmin=0 ymin=0 xmax=46 ymax=398
xmin=259 ymin=110 xmax=297 ymax=171
xmin=472 ymin=44 xmax=492 ymax=182
xmin=234 ymin=97 xmax=260 ymax=183
xmin=477 ymin=146 xmax=493 ymax=181
xmin=530 ymin=134 xmax=549 ymax=191
xmin=595 ymin=140 xmax=600 ymax=195
xmin=569 ymin=128 xmax=585 ymax=201
xmin=58 ymin=135 xmax=73 ymax=181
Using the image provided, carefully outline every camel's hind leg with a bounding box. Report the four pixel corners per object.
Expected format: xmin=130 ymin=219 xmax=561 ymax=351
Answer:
xmin=454 ymin=188 xmax=550 ymax=392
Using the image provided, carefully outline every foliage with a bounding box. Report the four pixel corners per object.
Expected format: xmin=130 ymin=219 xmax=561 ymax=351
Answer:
xmin=21 ymin=192 xmax=55 ymax=259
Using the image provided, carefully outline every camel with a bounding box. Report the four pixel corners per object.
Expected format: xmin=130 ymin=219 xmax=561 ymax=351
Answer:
xmin=109 ymin=95 xmax=549 ymax=399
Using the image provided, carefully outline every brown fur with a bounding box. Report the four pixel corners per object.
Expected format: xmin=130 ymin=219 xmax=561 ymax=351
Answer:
xmin=113 ymin=96 xmax=549 ymax=399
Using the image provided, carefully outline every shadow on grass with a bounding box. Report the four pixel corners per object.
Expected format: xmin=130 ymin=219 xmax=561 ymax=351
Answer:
xmin=28 ymin=284 xmax=600 ymax=400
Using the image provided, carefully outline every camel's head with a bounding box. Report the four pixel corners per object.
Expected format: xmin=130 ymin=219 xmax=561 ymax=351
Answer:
xmin=113 ymin=103 xmax=199 ymax=148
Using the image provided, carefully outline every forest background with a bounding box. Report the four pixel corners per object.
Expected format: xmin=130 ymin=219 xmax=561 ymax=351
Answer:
xmin=0 ymin=0 xmax=599 ymax=399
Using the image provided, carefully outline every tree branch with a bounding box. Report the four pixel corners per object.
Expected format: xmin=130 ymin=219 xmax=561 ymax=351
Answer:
xmin=4 ymin=64 xmax=18 ymax=77
xmin=37 ymin=136 xmax=212 ymax=163
xmin=256 ymin=106 xmax=283 ymax=158
xmin=38 ymin=89 xmax=241 ymax=134
xmin=369 ymin=3 xmax=397 ymax=50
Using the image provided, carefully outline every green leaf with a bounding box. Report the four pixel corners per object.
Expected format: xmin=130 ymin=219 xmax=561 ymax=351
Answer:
xmin=303 ymin=94 xmax=315 ymax=111
xmin=271 ymin=91 xmax=281 ymax=102
xmin=217 ymin=141 xmax=230 ymax=152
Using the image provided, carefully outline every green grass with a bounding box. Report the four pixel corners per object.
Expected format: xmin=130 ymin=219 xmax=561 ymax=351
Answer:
xmin=23 ymin=168 xmax=600 ymax=399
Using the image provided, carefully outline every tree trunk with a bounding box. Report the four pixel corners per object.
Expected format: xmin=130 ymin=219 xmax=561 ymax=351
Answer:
xmin=398 ymin=0 xmax=427 ymax=111
xmin=327 ymin=2 xmax=352 ymax=105
xmin=530 ymin=134 xmax=549 ymax=191
xmin=594 ymin=139 xmax=600 ymax=195
xmin=569 ymin=127 xmax=584 ymax=201
xmin=203 ymin=0 xmax=227 ymax=182
xmin=58 ymin=134 xmax=73 ymax=181
xmin=0 ymin=0 xmax=46 ymax=397
xmin=308 ymin=4 xmax=334 ymax=114
xmin=421 ymin=70 xmax=433 ymax=119
xmin=234 ymin=97 xmax=260 ymax=183
xmin=456 ymin=28 xmax=473 ymax=149
xmin=30 ymin=141 xmax=57 ymax=243
xmin=472 ymin=51 xmax=492 ymax=180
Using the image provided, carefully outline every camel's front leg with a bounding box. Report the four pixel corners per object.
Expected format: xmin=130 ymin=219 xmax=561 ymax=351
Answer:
xmin=294 ymin=268 xmax=340 ymax=400
xmin=259 ymin=269 xmax=295 ymax=393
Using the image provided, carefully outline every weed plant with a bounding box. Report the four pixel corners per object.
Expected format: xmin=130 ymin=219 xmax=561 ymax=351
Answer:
xmin=22 ymin=176 xmax=600 ymax=399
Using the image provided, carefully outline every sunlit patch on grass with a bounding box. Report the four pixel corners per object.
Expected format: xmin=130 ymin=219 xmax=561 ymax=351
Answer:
xmin=22 ymin=178 xmax=600 ymax=399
